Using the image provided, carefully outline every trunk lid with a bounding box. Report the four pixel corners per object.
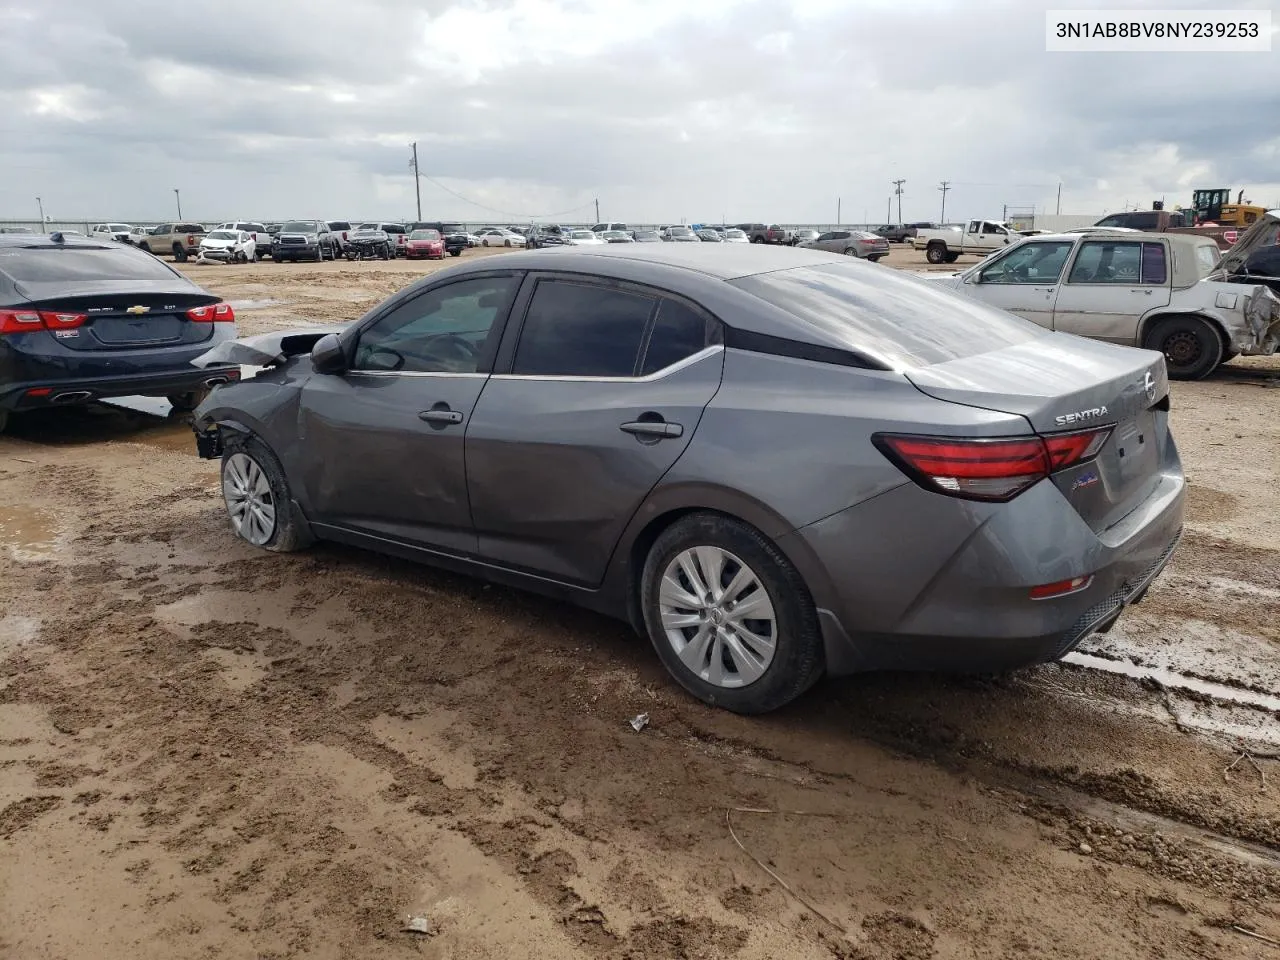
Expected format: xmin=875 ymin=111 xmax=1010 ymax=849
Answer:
xmin=23 ymin=290 xmax=219 ymax=351
xmin=905 ymin=335 xmax=1171 ymax=531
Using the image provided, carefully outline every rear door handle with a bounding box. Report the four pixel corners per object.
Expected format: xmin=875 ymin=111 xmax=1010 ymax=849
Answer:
xmin=419 ymin=409 xmax=463 ymax=424
xmin=620 ymin=420 xmax=683 ymax=439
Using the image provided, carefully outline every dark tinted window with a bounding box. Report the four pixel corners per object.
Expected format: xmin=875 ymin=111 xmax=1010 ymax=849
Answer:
xmin=281 ymin=221 xmax=316 ymax=232
xmin=354 ymin=275 xmax=518 ymax=374
xmin=383 ymin=224 xmax=406 ymax=234
xmin=513 ymin=281 xmax=655 ymax=377
xmin=0 ymin=247 xmax=181 ymax=283
xmin=641 ymin=300 xmax=711 ymax=375
xmin=176 ymin=223 xmax=205 ymax=233
xmin=328 ymin=221 xmax=351 ymax=230
xmin=1140 ymin=242 xmax=1167 ymax=284
xmin=1128 ymin=213 xmax=1158 ymax=230
xmin=730 ymin=262 xmax=1044 ymax=367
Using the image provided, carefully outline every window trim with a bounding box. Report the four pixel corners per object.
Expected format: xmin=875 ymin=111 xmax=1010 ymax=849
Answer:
xmin=492 ymin=271 xmax=722 ymax=380
xmin=975 ymin=239 xmax=1077 ymax=285
xmin=344 ymin=270 xmax=524 ymax=376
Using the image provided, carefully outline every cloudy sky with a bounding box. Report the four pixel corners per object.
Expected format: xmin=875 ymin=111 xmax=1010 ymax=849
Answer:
xmin=1 ymin=0 xmax=1276 ymax=225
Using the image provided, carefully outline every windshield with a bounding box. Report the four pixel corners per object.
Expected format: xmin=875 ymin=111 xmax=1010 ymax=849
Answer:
xmin=725 ymin=230 xmax=746 ymax=238
xmin=670 ymin=227 xmax=694 ymax=236
xmin=410 ymin=230 xmax=440 ymax=240
xmin=108 ymin=224 xmax=130 ymax=232
xmin=571 ymin=231 xmax=595 ymax=239
xmin=635 ymin=231 xmax=659 ymax=239
xmin=281 ymin=221 xmax=315 ymax=233
xmin=207 ymin=231 xmax=237 ymax=240
xmin=730 ymin=261 xmax=1045 ymax=367
xmin=0 ymin=247 xmax=182 ymax=283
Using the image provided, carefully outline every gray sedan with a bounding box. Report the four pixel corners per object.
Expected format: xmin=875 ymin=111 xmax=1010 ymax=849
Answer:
xmin=800 ymin=229 xmax=890 ymax=261
xmin=193 ymin=245 xmax=1184 ymax=713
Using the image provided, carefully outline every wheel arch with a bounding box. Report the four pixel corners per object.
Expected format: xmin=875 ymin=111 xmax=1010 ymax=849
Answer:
xmin=1139 ymin=310 xmax=1230 ymax=353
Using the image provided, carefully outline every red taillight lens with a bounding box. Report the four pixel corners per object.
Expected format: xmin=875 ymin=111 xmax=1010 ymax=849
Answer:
xmin=186 ymin=302 xmax=236 ymax=323
xmin=40 ymin=310 xmax=87 ymax=328
xmin=0 ymin=309 xmax=44 ymax=334
xmin=1030 ymin=575 xmax=1094 ymax=599
xmin=874 ymin=427 xmax=1111 ymax=502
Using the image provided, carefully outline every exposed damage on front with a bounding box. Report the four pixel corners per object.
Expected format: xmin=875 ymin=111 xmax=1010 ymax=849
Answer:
xmin=191 ymin=325 xmax=348 ymax=369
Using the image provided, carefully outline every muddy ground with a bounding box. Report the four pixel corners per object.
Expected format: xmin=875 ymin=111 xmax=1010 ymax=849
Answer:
xmin=2 ymin=246 xmax=1278 ymax=959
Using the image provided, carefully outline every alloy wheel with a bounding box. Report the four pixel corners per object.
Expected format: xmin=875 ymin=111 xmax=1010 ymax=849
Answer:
xmin=658 ymin=546 xmax=777 ymax=688
xmin=223 ymin=452 xmax=277 ymax=546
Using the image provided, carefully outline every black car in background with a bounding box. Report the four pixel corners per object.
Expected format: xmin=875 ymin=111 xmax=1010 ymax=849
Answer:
xmin=0 ymin=233 xmax=241 ymax=431
xmin=410 ymin=222 xmax=468 ymax=257
xmin=272 ymin=220 xmax=339 ymax=262
xmin=526 ymin=225 xmax=570 ymax=249
xmin=874 ymin=222 xmax=936 ymax=243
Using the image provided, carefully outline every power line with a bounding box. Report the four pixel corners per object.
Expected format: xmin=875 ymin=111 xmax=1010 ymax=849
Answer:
xmin=412 ymin=169 xmax=597 ymax=221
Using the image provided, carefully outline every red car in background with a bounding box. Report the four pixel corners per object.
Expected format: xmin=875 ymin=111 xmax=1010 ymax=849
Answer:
xmin=405 ymin=229 xmax=446 ymax=260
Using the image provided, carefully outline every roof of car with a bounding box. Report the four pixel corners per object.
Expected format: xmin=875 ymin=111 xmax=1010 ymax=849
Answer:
xmin=0 ymin=233 xmax=112 ymax=250
xmin=477 ymin=242 xmax=851 ymax=280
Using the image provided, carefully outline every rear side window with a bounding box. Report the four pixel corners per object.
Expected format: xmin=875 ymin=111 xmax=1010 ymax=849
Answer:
xmin=1140 ymin=243 xmax=1167 ymax=284
xmin=513 ymin=280 xmax=656 ymax=377
xmin=641 ymin=300 xmax=713 ymax=375
xmin=0 ymin=247 xmax=180 ymax=283
xmin=730 ymin=262 xmax=1043 ymax=368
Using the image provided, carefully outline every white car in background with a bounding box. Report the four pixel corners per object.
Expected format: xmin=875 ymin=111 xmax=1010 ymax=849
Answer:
xmin=721 ymin=228 xmax=750 ymax=243
xmin=476 ymin=227 xmax=527 ymax=248
xmin=90 ymin=223 xmax=133 ymax=243
xmin=198 ymin=229 xmax=257 ymax=263
xmin=924 ymin=228 xmax=1280 ymax=380
xmin=563 ymin=229 xmax=606 ymax=245
xmin=215 ymin=221 xmax=271 ymax=259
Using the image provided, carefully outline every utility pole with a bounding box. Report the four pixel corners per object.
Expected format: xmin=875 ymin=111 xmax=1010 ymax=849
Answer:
xmin=174 ymin=189 xmax=182 ymax=219
xmin=409 ymin=142 xmax=422 ymax=221
xmin=938 ymin=180 xmax=950 ymax=222
xmin=886 ymin=197 xmax=891 ymax=222
xmin=837 ymin=197 xmax=841 ymax=225
xmin=36 ymin=196 xmax=44 ymax=225
xmin=594 ymin=198 xmax=600 ymax=223
xmin=1056 ymin=182 xmax=1062 ymax=215
xmin=891 ymin=179 xmax=905 ymax=225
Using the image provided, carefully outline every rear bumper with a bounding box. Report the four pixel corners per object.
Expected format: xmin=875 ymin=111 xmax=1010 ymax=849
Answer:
xmin=779 ymin=467 xmax=1186 ymax=675
xmin=0 ymin=365 xmax=240 ymax=411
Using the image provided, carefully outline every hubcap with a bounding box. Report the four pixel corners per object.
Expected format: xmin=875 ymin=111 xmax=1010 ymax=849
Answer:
xmin=222 ymin=453 xmax=277 ymax=545
xmin=658 ymin=546 xmax=777 ymax=689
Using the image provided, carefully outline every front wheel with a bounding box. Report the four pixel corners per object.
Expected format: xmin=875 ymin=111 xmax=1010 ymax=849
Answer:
xmin=173 ymin=244 xmax=188 ymax=262
xmin=925 ymin=243 xmax=946 ymax=264
xmin=220 ymin=437 xmax=309 ymax=553
xmin=1144 ymin=315 xmax=1224 ymax=380
xmin=843 ymin=247 xmax=858 ymax=257
xmin=641 ymin=513 xmax=824 ymax=714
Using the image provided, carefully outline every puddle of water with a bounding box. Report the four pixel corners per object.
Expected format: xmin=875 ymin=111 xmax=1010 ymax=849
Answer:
xmin=1064 ymin=651 xmax=1280 ymax=713
xmin=0 ymin=506 xmax=60 ymax=559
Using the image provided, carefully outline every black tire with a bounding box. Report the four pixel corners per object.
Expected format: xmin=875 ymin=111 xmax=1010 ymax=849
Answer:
xmin=925 ymin=243 xmax=946 ymax=264
xmin=751 ymin=236 xmax=763 ymax=244
xmin=0 ymin=409 xmax=9 ymax=434
xmin=220 ymin=434 xmax=310 ymax=553
xmin=943 ymin=252 xmax=960 ymax=263
xmin=173 ymin=243 xmax=188 ymax=262
xmin=843 ymin=247 xmax=857 ymax=256
xmin=1143 ymin=315 xmax=1224 ymax=380
xmin=869 ymin=255 xmax=883 ymax=263
xmin=166 ymin=389 xmax=209 ymax=412
xmin=312 ymin=245 xmax=322 ymax=262
xmin=449 ymin=248 xmax=461 ymax=257
xmin=139 ymin=242 xmax=152 ymax=254
xmin=640 ymin=512 xmax=824 ymax=714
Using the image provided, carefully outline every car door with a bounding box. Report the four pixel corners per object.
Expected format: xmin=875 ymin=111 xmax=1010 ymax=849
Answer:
xmin=293 ymin=272 xmax=523 ymax=554
xmin=959 ymin=239 xmax=1075 ymax=328
xmin=465 ymin=275 xmax=724 ymax=585
xmin=1051 ymin=239 xmax=1172 ymax=343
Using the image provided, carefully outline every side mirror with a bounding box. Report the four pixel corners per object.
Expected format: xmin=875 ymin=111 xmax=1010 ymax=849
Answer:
xmin=310 ymin=334 xmax=347 ymax=375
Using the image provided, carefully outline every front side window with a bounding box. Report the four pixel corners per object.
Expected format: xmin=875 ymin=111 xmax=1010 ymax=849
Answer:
xmin=978 ymin=241 xmax=1075 ymax=284
xmin=354 ymin=275 xmax=519 ymax=374
xmin=1067 ymin=241 xmax=1164 ymax=284
xmin=512 ymin=280 xmax=656 ymax=377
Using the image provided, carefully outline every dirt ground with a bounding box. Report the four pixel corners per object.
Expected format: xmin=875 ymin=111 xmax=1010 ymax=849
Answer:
xmin=2 ymin=245 xmax=1279 ymax=960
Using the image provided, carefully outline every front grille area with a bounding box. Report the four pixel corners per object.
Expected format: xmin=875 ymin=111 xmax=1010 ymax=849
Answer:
xmin=1049 ymin=529 xmax=1182 ymax=660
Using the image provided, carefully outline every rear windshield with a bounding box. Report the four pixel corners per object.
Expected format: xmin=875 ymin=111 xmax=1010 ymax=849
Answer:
xmin=0 ymin=247 xmax=181 ymax=284
xmin=730 ymin=262 xmax=1045 ymax=367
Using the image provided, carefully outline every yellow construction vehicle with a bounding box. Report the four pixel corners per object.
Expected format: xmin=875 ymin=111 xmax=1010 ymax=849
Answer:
xmin=1190 ymin=188 xmax=1266 ymax=227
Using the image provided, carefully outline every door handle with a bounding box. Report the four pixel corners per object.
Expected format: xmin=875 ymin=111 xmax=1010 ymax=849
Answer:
xmin=1130 ymin=289 xmax=1154 ymax=295
xmin=620 ymin=420 xmax=683 ymax=439
xmin=419 ymin=409 xmax=463 ymax=424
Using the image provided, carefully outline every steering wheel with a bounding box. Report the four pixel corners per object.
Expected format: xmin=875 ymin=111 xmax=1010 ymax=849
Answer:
xmin=419 ymin=332 xmax=478 ymax=359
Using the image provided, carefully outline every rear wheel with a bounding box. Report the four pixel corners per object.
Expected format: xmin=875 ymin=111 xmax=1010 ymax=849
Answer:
xmin=166 ymin=389 xmax=209 ymax=412
xmin=869 ymin=255 xmax=884 ymax=262
xmin=641 ymin=512 xmax=824 ymax=714
xmin=173 ymin=243 xmax=187 ymax=262
xmin=751 ymin=236 xmax=763 ymax=244
xmin=450 ymin=248 xmax=461 ymax=256
xmin=1144 ymin=315 xmax=1224 ymax=380
xmin=220 ymin=436 xmax=308 ymax=552
xmin=0 ymin=409 xmax=8 ymax=434
xmin=925 ymin=242 xmax=946 ymax=264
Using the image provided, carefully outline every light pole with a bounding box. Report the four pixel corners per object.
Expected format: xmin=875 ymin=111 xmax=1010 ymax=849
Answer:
xmin=174 ymin=189 xmax=182 ymax=219
xmin=891 ymin=179 xmax=905 ymax=225
xmin=837 ymin=197 xmax=841 ymax=226
xmin=36 ymin=196 xmax=44 ymax=225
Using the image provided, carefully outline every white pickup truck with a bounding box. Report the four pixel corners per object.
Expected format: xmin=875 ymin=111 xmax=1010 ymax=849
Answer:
xmin=914 ymin=219 xmax=1020 ymax=264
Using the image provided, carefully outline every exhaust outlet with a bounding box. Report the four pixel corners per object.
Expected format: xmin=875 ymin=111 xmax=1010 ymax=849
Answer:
xmin=203 ymin=376 xmax=230 ymax=387
xmin=51 ymin=391 xmax=93 ymax=404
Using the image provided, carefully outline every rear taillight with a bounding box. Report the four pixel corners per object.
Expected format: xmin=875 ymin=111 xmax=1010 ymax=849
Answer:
xmin=186 ymin=302 xmax=236 ymax=323
xmin=873 ymin=427 xmax=1111 ymax=502
xmin=0 ymin=309 xmax=87 ymax=334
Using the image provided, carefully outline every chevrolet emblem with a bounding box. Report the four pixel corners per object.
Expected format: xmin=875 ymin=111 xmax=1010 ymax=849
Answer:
xmin=125 ymin=305 xmax=150 ymax=315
